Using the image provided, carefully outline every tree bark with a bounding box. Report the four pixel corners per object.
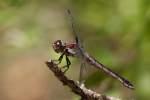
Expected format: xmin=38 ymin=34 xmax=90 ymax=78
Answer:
xmin=45 ymin=59 xmax=121 ymax=100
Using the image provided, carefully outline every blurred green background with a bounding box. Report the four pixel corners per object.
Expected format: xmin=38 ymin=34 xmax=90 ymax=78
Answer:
xmin=0 ymin=0 xmax=150 ymax=100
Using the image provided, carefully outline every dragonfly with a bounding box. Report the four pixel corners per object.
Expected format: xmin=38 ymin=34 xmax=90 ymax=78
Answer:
xmin=52 ymin=9 xmax=134 ymax=90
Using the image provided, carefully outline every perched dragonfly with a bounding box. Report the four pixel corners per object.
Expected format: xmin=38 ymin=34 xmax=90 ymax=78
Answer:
xmin=52 ymin=9 xmax=134 ymax=90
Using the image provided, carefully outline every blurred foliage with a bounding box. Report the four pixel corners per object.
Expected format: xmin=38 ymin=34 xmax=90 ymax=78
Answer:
xmin=0 ymin=0 xmax=150 ymax=100
xmin=6 ymin=0 xmax=25 ymax=6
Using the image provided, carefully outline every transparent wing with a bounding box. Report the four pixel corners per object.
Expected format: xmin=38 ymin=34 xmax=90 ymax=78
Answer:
xmin=67 ymin=9 xmax=86 ymax=84
xmin=79 ymin=60 xmax=87 ymax=84
xmin=67 ymin=9 xmax=85 ymax=56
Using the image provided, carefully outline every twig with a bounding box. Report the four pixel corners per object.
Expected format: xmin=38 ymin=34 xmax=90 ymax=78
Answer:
xmin=45 ymin=59 xmax=121 ymax=100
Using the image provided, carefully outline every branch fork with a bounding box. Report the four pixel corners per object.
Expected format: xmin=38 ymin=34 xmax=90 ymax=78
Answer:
xmin=46 ymin=59 xmax=121 ymax=100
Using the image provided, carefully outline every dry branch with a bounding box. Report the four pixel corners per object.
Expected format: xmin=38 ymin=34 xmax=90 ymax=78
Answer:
xmin=45 ymin=59 xmax=121 ymax=100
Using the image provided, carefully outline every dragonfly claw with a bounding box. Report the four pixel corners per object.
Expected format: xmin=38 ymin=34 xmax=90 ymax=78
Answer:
xmin=52 ymin=60 xmax=61 ymax=65
xmin=61 ymin=65 xmax=69 ymax=74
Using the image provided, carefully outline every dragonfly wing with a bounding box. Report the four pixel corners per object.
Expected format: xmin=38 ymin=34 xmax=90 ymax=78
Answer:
xmin=67 ymin=9 xmax=85 ymax=56
xmin=79 ymin=60 xmax=88 ymax=84
xmin=67 ymin=9 xmax=88 ymax=84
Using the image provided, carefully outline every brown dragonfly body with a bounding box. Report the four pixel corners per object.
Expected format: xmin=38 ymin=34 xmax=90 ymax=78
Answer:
xmin=52 ymin=40 xmax=134 ymax=89
xmin=52 ymin=9 xmax=134 ymax=90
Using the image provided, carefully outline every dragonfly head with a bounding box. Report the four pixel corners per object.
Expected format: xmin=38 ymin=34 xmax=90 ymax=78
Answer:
xmin=52 ymin=40 xmax=64 ymax=53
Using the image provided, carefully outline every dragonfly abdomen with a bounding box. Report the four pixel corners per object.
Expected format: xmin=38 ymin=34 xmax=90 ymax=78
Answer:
xmin=83 ymin=52 xmax=134 ymax=89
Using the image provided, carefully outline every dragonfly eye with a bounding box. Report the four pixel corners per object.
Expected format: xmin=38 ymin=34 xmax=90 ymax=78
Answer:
xmin=52 ymin=40 xmax=63 ymax=53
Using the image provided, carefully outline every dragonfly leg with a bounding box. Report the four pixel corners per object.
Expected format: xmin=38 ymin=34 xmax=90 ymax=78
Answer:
xmin=53 ymin=52 xmax=65 ymax=64
xmin=62 ymin=55 xmax=71 ymax=73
